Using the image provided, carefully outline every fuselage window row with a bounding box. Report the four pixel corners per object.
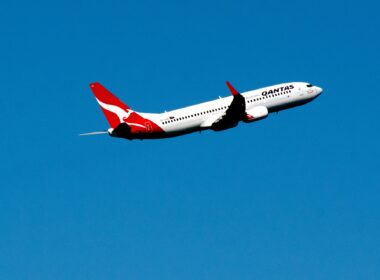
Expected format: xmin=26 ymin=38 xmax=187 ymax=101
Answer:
xmin=247 ymin=90 xmax=291 ymax=103
xmin=160 ymin=90 xmax=290 ymax=126
xmin=162 ymin=106 xmax=230 ymax=125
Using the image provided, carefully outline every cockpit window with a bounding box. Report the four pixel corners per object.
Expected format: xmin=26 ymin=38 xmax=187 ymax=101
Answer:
xmin=306 ymin=84 xmax=313 ymax=87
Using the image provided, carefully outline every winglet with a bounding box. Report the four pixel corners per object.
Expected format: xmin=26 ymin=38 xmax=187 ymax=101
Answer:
xmin=226 ymin=81 xmax=239 ymax=96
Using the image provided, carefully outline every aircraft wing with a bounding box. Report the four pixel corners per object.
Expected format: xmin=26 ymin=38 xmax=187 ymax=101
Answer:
xmin=210 ymin=82 xmax=247 ymax=131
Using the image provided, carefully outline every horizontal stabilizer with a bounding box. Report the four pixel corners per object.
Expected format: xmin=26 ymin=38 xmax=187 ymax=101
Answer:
xmin=79 ymin=131 xmax=108 ymax=136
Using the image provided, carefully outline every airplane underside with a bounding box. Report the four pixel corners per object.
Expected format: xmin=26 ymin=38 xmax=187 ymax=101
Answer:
xmin=82 ymin=81 xmax=323 ymax=140
xmin=110 ymin=121 xmax=240 ymax=140
xmin=110 ymin=122 xmax=201 ymax=140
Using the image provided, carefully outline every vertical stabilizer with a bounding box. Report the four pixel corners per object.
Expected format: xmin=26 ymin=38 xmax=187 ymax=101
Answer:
xmin=89 ymin=82 xmax=131 ymax=128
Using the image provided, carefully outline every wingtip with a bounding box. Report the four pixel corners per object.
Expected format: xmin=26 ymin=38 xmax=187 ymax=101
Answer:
xmin=226 ymin=81 xmax=239 ymax=96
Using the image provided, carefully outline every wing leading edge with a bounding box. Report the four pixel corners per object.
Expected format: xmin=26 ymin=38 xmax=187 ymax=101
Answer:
xmin=210 ymin=81 xmax=247 ymax=131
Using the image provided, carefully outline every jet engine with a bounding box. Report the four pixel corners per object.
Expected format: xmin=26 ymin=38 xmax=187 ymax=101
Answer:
xmin=244 ymin=106 xmax=268 ymax=122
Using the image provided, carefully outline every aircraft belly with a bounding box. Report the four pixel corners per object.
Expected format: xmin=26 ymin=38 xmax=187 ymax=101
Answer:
xmin=164 ymin=119 xmax=203 ymax=135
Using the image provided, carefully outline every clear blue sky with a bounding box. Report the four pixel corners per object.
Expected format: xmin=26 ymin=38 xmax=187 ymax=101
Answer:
xmin=1 ymin=0 xmax=379 ymax=279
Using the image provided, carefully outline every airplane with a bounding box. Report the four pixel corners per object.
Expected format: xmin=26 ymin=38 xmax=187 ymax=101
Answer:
xmin=81 ymin=81 xmax=323 ymax=140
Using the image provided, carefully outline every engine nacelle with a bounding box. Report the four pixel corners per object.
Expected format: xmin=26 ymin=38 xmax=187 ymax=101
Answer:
xmin=244 ymin=106 xmax=268 ymax=122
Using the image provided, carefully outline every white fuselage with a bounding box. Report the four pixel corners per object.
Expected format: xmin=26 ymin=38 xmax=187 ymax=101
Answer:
xmin=140 ymin=82 xmax=323 ymax=136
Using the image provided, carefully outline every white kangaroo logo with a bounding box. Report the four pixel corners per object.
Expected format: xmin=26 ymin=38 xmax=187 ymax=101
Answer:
xmin=96 ymin=99 xmax=145 ymax=128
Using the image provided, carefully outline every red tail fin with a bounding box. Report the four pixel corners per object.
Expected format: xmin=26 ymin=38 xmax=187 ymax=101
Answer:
xmin=89 ymin=82 xmax=131 ymax=128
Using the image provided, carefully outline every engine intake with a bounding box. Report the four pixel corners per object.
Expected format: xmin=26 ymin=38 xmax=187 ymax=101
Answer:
xmin=244 ymin=106 xmax=268 ymax=122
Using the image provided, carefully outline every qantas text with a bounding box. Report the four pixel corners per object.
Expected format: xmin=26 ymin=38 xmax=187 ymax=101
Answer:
xmin=262 ymin=84 xmax=294 ymax=96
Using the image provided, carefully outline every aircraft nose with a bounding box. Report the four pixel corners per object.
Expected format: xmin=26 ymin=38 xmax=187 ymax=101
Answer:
xmin=315 ymin=86 xmax=323 ymax=95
